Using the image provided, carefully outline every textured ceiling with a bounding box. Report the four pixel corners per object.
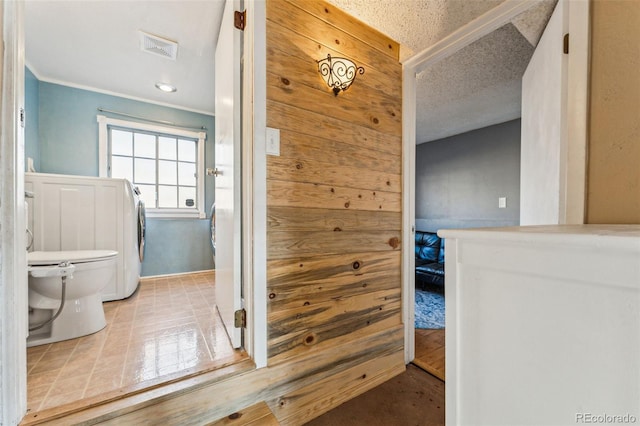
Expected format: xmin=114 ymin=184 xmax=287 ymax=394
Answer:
xmin=326 ymin=0 xmax=505 ymax=61
xmin=416 ymin=22 xmax=534 ymax=142
xmin=327 ymin=0 xmax=557 ymax=143
xmin=512 ymin=1 xmax=559 ymax=46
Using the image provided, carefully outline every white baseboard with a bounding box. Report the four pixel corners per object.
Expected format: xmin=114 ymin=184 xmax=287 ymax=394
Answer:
xmin=140 ymin=269 xmax=215 ymax=281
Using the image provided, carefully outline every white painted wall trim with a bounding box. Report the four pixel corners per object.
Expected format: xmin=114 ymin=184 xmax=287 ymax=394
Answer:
xmin=97 ymin=115 xmax=109 ymax=177
xmin=402 ymin=65 xmax=417 ymax=364
xmin=563 ymin=0 xmax=590 ymax=224
xmin=139 ymin=269 xmax=215 ymax=280
xmin=402 ymin=0 xmax=539 ymax=72
xmin=245 ymin=0 xmax=268 ymax=369
xmin=0 ymin=0 xmax=28 ymax=423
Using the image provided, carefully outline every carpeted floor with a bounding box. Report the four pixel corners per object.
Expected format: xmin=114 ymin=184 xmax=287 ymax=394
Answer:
xmin=415 ymin=287 xmax=445 ymax=329
xmin=305 ymin=364 xmax=445 ymax=426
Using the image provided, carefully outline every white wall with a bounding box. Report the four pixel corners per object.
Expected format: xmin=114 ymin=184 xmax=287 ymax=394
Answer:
xmin=519 ymin=1 xmax=565 ymax=225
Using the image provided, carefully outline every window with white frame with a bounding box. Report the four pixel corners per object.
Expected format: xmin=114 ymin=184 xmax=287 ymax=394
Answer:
xmin=98 ymin=115 xmax=206 ymax=219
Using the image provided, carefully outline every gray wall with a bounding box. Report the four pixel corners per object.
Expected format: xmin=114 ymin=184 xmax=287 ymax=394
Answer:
xmin=25 ymin=68 xmax=215 ymax=276
xmin=416 ymin=119 xmax=521 ymax=232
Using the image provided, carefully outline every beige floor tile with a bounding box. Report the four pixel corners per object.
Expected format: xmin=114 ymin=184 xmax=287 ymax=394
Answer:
xmin=26 ymin=399 xmax=45 ymax=414
xmin=87 ymin=367 xmax=124 ymax=387
xmin=93 ymin=352 xmax=128 ymax=373
xmin=48 ymin=374 xmax=90 ymax=396
xmin=27 ymin=344 xmax=50 ymax=358
xmin=103 ymin=332 xmax=131 ymax=348
xmin=27 ymin=369 xmax=62 ymax=389
xmin=45 ymin=339 xmax=80 ymax=355
xmin=39 ymin=388 xmax=86 ymax=411
xmin=26 ymin=271 xmax=245 ymax=414
xmin=74 ymin=332 xmax=108 ymax=349
xmin=59 ymin=357 xmax=97 ymax=377
xmin=29 ymin=354 xmax=69 ymax=375
xmin=99 ymin=342 xmax=129 ymax=358
xmin=27 ymin=383 xmax=52 ymax=412
xmin=71 ymin=346 xmax=102 ymax=363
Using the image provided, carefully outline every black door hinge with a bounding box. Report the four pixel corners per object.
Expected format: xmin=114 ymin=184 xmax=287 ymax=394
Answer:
xmin=234 ymin=10 xmax=246 ymax=31
xmin=563 ymin=33 xmax=569 ymax=54
xmin=234 ymin=309 xmax=246 ymax=328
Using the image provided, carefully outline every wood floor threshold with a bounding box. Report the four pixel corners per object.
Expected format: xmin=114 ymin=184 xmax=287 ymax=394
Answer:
xmin=207 ymin=401 xmax=280 ymax=425
xmin=20 ymin=356 xmax=255 ymax=425
xmin=414 ymin=328 xmax=445 ymax=381
xmin=411 ymin=359 xmax=445 ymax=382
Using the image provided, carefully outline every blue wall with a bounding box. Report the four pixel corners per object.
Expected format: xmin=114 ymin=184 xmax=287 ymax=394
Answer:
xmin=25 ymin=69 xmax=215 ymax=276
xmin=25 ymin=68 xmax=40 ymax=171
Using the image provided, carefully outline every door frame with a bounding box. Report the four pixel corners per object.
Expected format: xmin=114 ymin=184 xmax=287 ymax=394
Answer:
xmin=0 ymin=0 xmax=28 ymax=422
xmin=401 ymin=0 xmax=590 ymax=363
xmin=215 ymin=0 xmax=268 ymax=367
xmin=243 ymin=0 xmax=268 ymax=368
xmin=212 ymin=0 xmax=268 ymax=366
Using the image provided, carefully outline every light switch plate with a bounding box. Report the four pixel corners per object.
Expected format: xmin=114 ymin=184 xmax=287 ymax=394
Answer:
xmin=499 ymin=197 xmax=507 ymax=208
xmin=266 ymin=127 xmax=280 ymax=156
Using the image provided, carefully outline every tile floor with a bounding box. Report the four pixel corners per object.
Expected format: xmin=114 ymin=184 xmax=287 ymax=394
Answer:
xmin=26 ymin=271 xmax=247 ymax=413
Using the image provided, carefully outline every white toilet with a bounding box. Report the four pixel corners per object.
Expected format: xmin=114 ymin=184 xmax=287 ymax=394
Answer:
xmin=27 ymin=250 xmax=118 ymax=347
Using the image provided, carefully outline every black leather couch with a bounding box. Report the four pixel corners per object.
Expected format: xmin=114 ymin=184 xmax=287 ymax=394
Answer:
xmin=415 ymin=231 xmax=445 ymax=287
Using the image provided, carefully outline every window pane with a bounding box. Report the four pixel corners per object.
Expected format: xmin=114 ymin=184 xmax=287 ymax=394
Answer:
xmin=111 ymin=156 xmax=133 ymax=180
xmin=178 ymin=162 xmax=196 ymax=186
xmin=135 ymin=133 xmax=156 ymax=158
xmin=135 ymin=158 xmax=156 ymax=184
xmin=136 ymin=184 xmax=156 ymax=207
xmin=112 ymin=130 xmax=133 ymax=156
xmin=179 ymin=187 xmax=196 ymax=209
xmin=178 ymin=139 xmax=196 ymax=162
xmin=108 ymin=124 xmax=203 ymax=216
xmin=158 ymin=137 xmax=177 ymax=160
xmin=158 ymin=160 xmax=177 ymax=185
xmin=158 ymin=185 xmax=177 ymax=208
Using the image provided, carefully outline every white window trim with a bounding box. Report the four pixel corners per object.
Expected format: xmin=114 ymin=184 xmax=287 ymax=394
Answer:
xmin=97 ymin=115 xmax=206 ymax=219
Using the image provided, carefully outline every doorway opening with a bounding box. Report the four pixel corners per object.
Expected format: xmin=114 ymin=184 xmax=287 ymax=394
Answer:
xmin=18 ymin=0 xmax=254 ymax=421
xmin=405 ymin=0 xmax=567 ymax=381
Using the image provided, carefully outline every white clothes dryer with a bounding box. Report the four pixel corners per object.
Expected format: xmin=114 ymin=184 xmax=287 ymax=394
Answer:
xmin=122 ymin=180 xmax=144 ymax=298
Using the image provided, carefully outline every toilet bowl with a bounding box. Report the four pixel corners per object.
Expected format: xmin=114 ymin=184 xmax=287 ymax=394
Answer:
xmin=27 ymin=250 xmax=117 ymax=347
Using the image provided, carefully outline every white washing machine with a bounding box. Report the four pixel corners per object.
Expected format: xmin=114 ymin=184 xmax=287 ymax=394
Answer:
xmin=26 ymin=173 xmax=143 ymax=301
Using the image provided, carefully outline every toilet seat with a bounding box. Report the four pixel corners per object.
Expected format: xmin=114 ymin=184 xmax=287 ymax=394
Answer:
xmin=28 ymin=250 xmax=118 ymax=266
xmin=27 ymin=249 xmax=118 ymax=347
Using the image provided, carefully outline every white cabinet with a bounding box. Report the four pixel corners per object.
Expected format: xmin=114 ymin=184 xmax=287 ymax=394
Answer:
xmin=440 ymin=225 xmax=640 ymax=426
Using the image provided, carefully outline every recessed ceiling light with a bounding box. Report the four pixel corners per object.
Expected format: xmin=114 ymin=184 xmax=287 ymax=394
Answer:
xmin=155 ymin=82 xmax=177 ymax=93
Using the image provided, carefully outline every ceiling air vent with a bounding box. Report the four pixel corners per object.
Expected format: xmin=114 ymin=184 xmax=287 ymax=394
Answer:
xmin=139 ymin=31 xmax=178 ymax=60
